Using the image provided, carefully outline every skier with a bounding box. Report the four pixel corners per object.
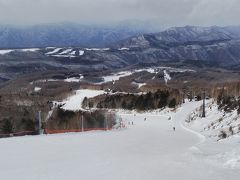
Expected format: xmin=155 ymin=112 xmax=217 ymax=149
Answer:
xmin=132 ymin=121 xmax=134 ymax=125
xmin=144 ymin=117 xmax=146 ymax=121
xmin=173 ymin=127 xmax=176 ymax=131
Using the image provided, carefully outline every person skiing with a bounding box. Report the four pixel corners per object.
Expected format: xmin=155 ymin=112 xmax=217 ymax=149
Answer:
xmin=173 ymin=127 xmax=176 ymax=131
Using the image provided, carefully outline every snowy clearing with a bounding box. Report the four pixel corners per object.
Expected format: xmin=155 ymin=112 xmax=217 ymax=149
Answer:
xmin=79 ymin=50 xmax=84 ymax=56
xmin=0 ymin=49 xmax=14 ymax=55
xmin=85 ymin=48 xmax=110 ymax=51
xmin=45 ymin=48 xmax=85 ymax=58
xmin=58 ymin=89 xmax=105 ymax=111
xmin=59 ymin=49 xmax=73 ymax=55
xmin=118 ymin=47 xmax=130 ymax=51
xmin=51 ymin=54 xmax=76 ymax=58
xmin=0 ymin=48 xmax=40 ymax=55
xmin=132 ymin=82 xmax=146 ymax=88
xmin=63 ymin=75 xmax=84 ymax=83
xmin=0 ymin=100 xmax=239 ymax=180
xmin=164 ymin=70 xmax=171 ymax=84
xmin=30 ymin=79 xmax=60 ymax=85
xmin=100 ymin=71 xmax=133 ymax=83
xmin=45 ymin=48 xmax=62 ymax=55
xmin=20 ymin=48 xmax=40 ymax=52
xmin=34 ymin=87 xmax=41 ymax=92
xmin=96 ymin=66 xmax=195 ymax=84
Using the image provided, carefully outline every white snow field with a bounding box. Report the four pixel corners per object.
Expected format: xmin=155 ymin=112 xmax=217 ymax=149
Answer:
xmin=0 ymin=48 xmax=40 ymax=55
xmin=164 ymin=70 xmax=171 ymax=84
xmin=59 ymin=89 xmax=105 ymax=111
xmin=0 ymin=101 xmax=239 ymax=180
xmin=97 ymin=67 xmax=195 ymax=84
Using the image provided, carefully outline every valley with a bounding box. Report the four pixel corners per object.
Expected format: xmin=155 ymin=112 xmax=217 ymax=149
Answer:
xmin=0 ymin=25 xmax=239 ymax=180
xmin=1 ymin=0 xmax=240 ymax=179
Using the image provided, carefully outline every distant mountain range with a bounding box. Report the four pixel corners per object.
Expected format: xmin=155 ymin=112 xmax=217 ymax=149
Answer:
xmin=120 ymin=26 xmax=240 ymax=47
xmin=0 ymin=22 xmax=162 ymax=48
xmin=1 ymin=25 xmax=240 ymax=84
xmin=117 ymin=26 xmax=240 ymax=67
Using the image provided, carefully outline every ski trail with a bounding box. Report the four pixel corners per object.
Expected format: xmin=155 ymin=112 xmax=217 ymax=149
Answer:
xmin=0 ymin=100 xmax=238 ymax=180
xmin=171 ymin=101 xmax=206 ymax=145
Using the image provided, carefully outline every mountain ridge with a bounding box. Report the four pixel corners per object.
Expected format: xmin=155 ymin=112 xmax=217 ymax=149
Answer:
xmin=0 ymin=22 xmax=161 ymax=48
xmin=0 ymin=25 xmax=240 ymax=85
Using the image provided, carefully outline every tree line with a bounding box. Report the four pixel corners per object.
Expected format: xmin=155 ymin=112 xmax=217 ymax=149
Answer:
xmin=83 ymin=90 xmax=178 ymax=111
xmin=217 ymin=91 xmax=240 ymax=114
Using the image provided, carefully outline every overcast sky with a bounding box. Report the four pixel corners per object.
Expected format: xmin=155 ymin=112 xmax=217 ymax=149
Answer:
xmin=0 ymin=0 xmax=239 ymax=27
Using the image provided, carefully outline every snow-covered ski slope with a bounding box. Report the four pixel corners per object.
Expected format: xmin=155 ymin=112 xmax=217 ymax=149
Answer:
xmin=0 ymin=101 xmax=239 ymax=180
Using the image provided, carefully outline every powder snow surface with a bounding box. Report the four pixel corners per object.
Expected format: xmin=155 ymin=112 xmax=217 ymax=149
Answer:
xmin=164 ymin=70 xmax=171 ymax=84
xmin=98 ymin=67 xmax=193 ymax=84
xmin=0 ymin=101 xmax=239 ymax=180
xmin=60 ymin=89 xmax=105 ymax=111
xmin=0 ymin=50 xmax=14 ymax=55
xmin=0 ymin=48 xmax=40 ymax=55
xmin=34 ymin=87 xmax=41 ymax=92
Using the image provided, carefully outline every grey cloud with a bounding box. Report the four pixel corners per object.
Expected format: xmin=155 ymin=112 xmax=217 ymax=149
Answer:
xmin=0 ymin=0 xmax=239 ymax=26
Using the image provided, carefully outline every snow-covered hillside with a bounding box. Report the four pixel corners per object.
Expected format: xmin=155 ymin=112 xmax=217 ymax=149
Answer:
xmin=0 ymin=48 xmax=40 ymax=55
xmin=56 ymin=89 xmax=106 ymax=111
xmin=45 ymin=47 xmax=85 ymax=58
xmin=185 ymin=100 xmax=240 ymax=141
xmin=0 ymin=100 xmax=239 ymax=180
xmin=97 ymin=67 xmax=194 ymax=84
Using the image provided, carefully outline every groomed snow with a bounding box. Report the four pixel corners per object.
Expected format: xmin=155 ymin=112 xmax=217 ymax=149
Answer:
xmin=0 ymin=48 xmax=40 ymax=55
xmin=97 ymin=67 xmax=194 ymax=84
xmin=20 ymin=48 xmax=40 ymax=52
xmin=184 ymin=101 xmax=240 ymax=169
xmin=79 ymin=50 xmax=84 ymax=56
xmin=63 ymin=75 xmax=84 ymax=83
xmin=59 ymin=89 xmax=105 ymax=111
xmin=85 ymin=48 xmax=110 ymax=51
xmin=132 ymin=82 xmax=146 ymax=88
xmin=45 ymin=48 xmax=85 ymax=58
xmin=30 ymin=76 xmax=85 ymax=85
xmin=0 ymin=49 xmax=14 ymax=55
xmin=118 ymin=47 xmax=130 ymax=51
xmin=45 ymin=48 xmax=62 ymax=55
xmin=30 ymin=79 xmax=60 ymax=85
xmin=59 ymin=49 xmax=72 ymax=55
xmin=101 ymin=71 xmax=133 ymax=83
xmin=34 ymin=87 xmax=41 ymax=92
xmin=0 ymin=101 xmax=239 ymax=180
xmin=164 ymin=70 xmax=171 ymax=84
xmin=51 ymin=54 xmax=76 ymax=58
xmin=69 ymin=51 xmax=76 ymax=55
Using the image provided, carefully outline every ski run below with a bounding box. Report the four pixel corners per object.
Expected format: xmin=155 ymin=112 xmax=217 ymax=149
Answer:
xmin=57 ymin=89 xmax=106 ymax=111
xmin=0 ymin=100 xmax=239 ymax=180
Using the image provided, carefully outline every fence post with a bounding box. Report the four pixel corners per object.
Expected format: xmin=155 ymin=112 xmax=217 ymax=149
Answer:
xmin=38 ymin=111 xmax=42 ymax=135
xmin=81 ymin=114 xmax=84 ymax=132
xmin=105 ymin=113 xmax=108 ymax=131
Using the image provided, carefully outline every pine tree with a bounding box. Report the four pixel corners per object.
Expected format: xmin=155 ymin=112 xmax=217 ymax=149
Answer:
xmin=2 ymin=119 xmax=14 ymax=134
xmin=168 ymin=98 xmax=177 ymax=108
xmin=122 ymin=100 xmax=127 ymax=109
